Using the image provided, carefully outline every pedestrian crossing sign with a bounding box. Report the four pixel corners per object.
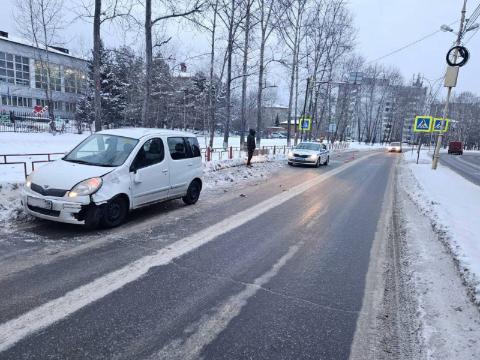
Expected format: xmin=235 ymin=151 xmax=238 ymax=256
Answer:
xmin=433 ymin=118 xmax=450 ymax=132
xmin=298 ymin=116 xmax=312 ymax=131
xmin=413 ymin=116 xmax=433 ymax=132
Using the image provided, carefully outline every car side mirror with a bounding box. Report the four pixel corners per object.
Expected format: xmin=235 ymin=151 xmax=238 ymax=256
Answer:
xmin=133 ymin=171 xmax=142 ymax=183
xmin=129 ymin=161 xmax=138 ymax=174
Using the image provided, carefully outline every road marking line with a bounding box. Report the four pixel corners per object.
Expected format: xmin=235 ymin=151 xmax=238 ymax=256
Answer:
xmin=0 ymin=152 xmax=378 ymax=353
xmin=456 ymin=156 xmax=480 ymax=171
xmin=151 ymin=244 xmax=300 ymax=360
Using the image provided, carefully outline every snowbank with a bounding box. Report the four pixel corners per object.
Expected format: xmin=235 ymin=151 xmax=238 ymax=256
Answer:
xmin=0 ymin=147 xmax=286 ymax=230
xmin=0 ymin=182 xmax=31 ymax=231
xmin=401 ymin=149 xmax=480 ymax=305
xmin=0 ymin=132 xmax=90 ymax=154
xmin=203 ymin=154 xmax=286 ymax=189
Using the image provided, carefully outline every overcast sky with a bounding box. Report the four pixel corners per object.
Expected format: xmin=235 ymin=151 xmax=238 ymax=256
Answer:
xmin=1 ymin=0 xmax=479 ymax=105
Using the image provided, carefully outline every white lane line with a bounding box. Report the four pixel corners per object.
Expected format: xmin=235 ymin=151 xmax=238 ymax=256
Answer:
xmin=0 ymin=153 xmax=378 ymax=353
xmin=151 ymin=244 xmax=301 ymax=360
xmin=456 ymin=156 xmax=480 ymax=171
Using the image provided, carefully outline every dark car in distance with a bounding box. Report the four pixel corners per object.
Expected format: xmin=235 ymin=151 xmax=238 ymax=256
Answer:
xmin=448 ymin=141 xmax=463 ymax=155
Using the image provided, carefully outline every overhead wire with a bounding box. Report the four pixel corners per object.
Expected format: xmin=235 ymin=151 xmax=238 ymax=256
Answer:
xmin=365 ymin=21 xmax=458 ymax=65
xmin=466 ymin=1 xmax=480 ymax=25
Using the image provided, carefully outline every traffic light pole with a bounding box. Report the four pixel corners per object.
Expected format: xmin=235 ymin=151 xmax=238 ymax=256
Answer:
xmin=432 ymin=0 xmax=467 ymax=170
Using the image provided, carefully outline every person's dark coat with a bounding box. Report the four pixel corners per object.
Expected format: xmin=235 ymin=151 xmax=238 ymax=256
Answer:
xmin=247 ymin=129 xmax=256 ymax=152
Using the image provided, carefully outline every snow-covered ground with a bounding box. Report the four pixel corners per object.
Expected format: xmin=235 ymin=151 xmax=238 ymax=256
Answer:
xmin=397 ymin=181 xmax=480 ymax=359
xmin=0 ymin=131 xmax=382 ymax=230
xmin=400 ymin=149 xmax=480 ymax=306
xmin=0 ymin=153 xmax=288 ymax=232
xmin=0 ymin=132 xmax=383 ymax=183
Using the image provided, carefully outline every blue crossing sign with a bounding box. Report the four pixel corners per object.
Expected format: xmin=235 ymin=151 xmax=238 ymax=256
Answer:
xmin=298 ymin=116 xmax=312 ymax=131
xmin=413 ymin=116 xmax=433 ymax=132
xmin=433 ymin=118 xmax=450 ymax=132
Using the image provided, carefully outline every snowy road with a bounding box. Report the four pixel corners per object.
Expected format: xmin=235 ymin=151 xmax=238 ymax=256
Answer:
xmin=440 ymin=152 xmax=480 ymax=186
xmin=0 ymin=151 xmax=399 ymax=359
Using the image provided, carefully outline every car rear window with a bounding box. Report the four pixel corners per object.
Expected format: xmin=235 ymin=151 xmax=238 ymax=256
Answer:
xmin=167 ymin=137 xmax=202 ymax=160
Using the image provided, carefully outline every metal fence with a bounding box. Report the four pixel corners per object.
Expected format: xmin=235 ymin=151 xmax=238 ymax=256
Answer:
xmin=0 ymin=145 xmax=292 ymax=180
xmin=0 ymin=111 xmax=87 ymax=134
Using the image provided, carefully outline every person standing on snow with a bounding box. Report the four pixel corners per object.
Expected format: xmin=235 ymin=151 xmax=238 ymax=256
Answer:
xmin=247 ymin=128 xmax=256 ymax=167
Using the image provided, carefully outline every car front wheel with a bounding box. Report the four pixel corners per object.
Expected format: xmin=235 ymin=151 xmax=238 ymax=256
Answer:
xmin=323 ymin=156 xmax=329 ymax=165
xmin=101 ymin=196 xmax=128 ymax=228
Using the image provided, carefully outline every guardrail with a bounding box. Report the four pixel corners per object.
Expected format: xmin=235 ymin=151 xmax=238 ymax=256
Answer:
xmin=0 ymin=152 xmax=65 ymax=178
xmin=0 ymin=145 xmax=295 ymax=180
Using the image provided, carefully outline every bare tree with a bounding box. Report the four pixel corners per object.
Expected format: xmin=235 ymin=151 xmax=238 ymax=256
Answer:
xmin=254 ymin=0 xmax=286 ymax=145
xmin=93 ymin=0 xmax=101 ymax=131
xmin=239 ymin=0 xmax=255 ymax=148
xmin=15 ymin=0 xmax=64 ymax=125
xmin=77 ymin=0 xmax=134 ymax=131
xmin=276 ymin=0 xmax=307 ymax=146
xmin=218 ymin=0 xmax=245 ymax=148
xmin=303 ymin=0 xmax=355 ymax=142
xmin=142 ymin=0 xmax=205 ymax=127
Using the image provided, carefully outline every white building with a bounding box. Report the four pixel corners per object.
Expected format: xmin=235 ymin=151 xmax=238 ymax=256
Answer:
xmin=0 ymin=30 xmax=87 ymax=118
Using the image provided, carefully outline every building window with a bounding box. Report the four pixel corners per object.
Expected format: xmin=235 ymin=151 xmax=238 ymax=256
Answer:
xmin=65 ymin=102 xmax=76 ymax=113
xmin=64 ymin=67 xmax=85 ymax=94
xmin=0 ymin=52 xmax=30 ymax=86
xmin=36 ymin=99 xmax=47 ymax=108
xmin=35 ymin=61 xmax=61 ymax=91
xmin=53 ymin=101 xmax=62 ymax=111
xmin=0 ymin=95 xmax=33 ymax=107
xmin=35 ymin=99 xmax=62 ymax=110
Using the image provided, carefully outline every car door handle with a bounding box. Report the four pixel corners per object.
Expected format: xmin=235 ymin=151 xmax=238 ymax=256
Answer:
xmin=162 ymin=169 xmax=168 ymax=173
xmin=187 ymin=163 xmax=193 ymax=167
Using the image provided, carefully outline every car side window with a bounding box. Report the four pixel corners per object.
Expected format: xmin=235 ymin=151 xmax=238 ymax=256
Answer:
xmin=168 ymin=137 xmax=188 ymax=160
xmin=132 ymin=138 xmax=165 ymax=170
xmin=185 ymin=137 xmax=201 ymax=158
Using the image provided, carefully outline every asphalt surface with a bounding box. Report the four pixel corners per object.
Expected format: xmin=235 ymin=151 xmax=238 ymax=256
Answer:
xmin=440 ymin=152 xmax=480 ymax=186
xmin=0 ymin=150 xmax=397 ymax=359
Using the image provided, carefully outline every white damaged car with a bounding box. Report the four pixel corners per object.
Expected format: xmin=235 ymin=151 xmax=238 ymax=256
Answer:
xmin=287 ymin=142 xmax=330 ymax=167
xmin=22 ymin=128 xmax=203 ymax=228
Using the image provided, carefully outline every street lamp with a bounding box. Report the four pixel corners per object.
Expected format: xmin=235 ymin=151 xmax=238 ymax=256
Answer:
xmin=440 ymin=24 xmax=454 ymax=33
xmin=466 ymin=23 xmax=480 ymax=31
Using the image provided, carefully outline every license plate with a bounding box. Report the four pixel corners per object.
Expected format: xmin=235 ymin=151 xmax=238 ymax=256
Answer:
xmin=295 ymin=157 xmax=305 ymax=161
xmin=27 ymin=196 xmax=53 ymax=210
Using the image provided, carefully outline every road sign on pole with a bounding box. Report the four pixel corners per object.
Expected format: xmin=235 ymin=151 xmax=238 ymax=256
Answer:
xmin=298 ymin=116 xmax=312 ymax=131
xmin=413 ymin=116 xmax=433 ymax=132
xmin=433 ymin=118 xmax=450 ymax=132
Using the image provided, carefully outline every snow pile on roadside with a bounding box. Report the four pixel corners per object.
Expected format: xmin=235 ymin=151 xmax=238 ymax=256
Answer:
xmin=0 ymin=153 xmax=286 ymax=229
xmin=401 ymin=150 xmax=480 ymax=305
xmin=0 ymin=182 xmax=31 ymax=231
xmin=203 ymin=154 xmax=286 ymax=189
xmin=0 ymin=132 xmax=89 ymax=154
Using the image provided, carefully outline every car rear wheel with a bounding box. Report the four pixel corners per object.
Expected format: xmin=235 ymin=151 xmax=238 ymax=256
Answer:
xmin=101 ymin=196 xmax=128 ymax=228
xmin=183 ymin=180 xmax=201 ymax=205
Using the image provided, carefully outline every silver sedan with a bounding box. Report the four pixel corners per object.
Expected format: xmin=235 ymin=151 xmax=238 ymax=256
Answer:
xmin=288 ymin=142 xmax=330 ymax=167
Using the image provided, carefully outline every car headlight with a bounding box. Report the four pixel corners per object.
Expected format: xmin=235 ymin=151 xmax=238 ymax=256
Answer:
xmin=68 ymin=177 xmax=103 ymax=197
xmin=288 ymin=151 xmax=294 ymax=158
xmin=25 ymin=173 xmax=33 ymax=188
xmin=309 ymin=154 xmax=318 ymax=159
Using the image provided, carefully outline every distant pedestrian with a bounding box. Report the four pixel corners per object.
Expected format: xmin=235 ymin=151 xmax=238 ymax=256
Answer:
xmin=247 ymin=128 xmax=256 ymax=167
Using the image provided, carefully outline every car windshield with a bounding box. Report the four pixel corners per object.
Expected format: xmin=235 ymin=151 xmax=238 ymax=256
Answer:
xmin=295 ymin=143 xmax=321 ymax=151
xmin=64 ymin=134 xmax=139 ymax=167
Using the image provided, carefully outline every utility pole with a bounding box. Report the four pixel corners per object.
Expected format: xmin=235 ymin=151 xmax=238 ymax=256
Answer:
xmin=299 ymin=77 xmax=310 ymax=143
xmin=432 ymin=0 xmax=467 ymax=169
